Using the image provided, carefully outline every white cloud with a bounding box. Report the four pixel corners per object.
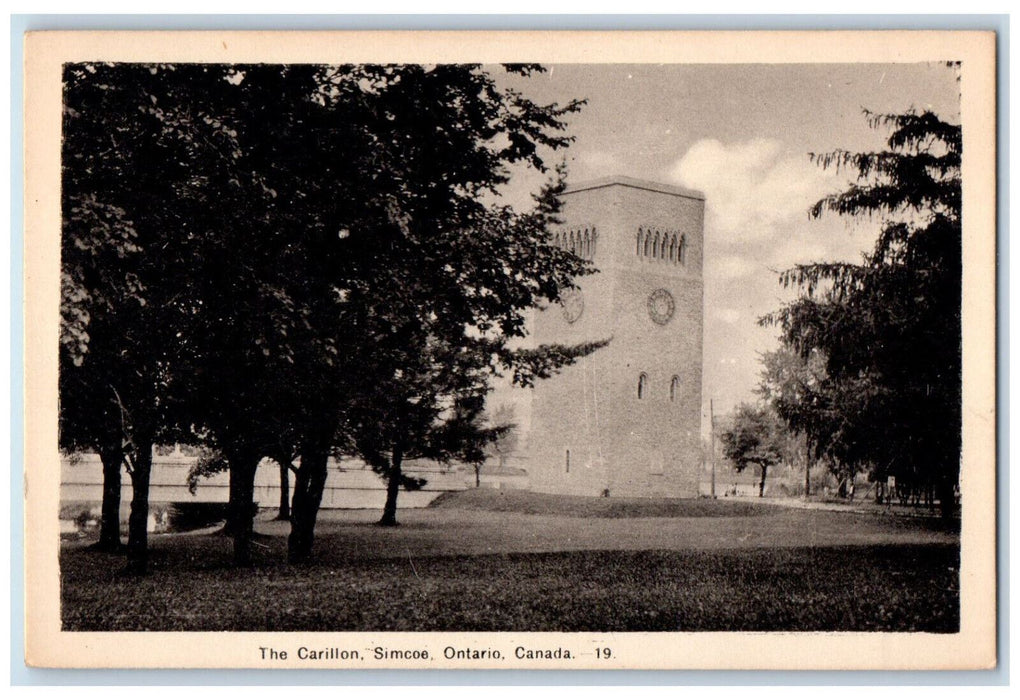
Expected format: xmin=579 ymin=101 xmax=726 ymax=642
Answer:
xmin=669 ymin=138 xmax=836 ymax=244
xmin=715 ymin=308 xmax=741 ymax=324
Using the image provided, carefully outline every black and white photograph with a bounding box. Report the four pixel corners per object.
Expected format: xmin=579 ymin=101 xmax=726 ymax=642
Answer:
xmin=22 ymin=30 xmax=997 ymax=670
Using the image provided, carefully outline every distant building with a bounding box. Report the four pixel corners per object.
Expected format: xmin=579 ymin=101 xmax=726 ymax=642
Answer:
xmin=514 ymin=176 xmax=706 ymax=497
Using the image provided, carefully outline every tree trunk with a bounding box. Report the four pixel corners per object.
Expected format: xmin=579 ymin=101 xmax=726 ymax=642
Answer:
xmin=276 ymin=458 xmax=291 ymax=521
xmin=125 ymin=442 xmax=153 ymax=575
xmin=474 ymin=464 xmax=481 ymax=488
xmin=227 ymin=448 xmax=260 ymax=566
xmin=95 ymin=445 xmax=124 ymax=552
xmin=379 ymin=444 xmax=403 ymax=527
xmin=758 ymin=464 xmax=768 ymax=498
xmin=287 ymin=441 xmax=329 ymax=564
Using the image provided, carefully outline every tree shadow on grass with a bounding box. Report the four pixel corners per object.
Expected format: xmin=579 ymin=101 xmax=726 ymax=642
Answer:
xmin=61 ymin=542 xmax=960 ymax=632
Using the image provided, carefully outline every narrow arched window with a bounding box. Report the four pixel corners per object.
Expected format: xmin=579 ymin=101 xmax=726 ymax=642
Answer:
xmin=670 ymin=376 xmax=680 ymax=402
xmin=636 ymin=229 xmax=643 ymax=257
xmin=653 ymin=232 xmax=660 ymax=259
xmin=583 ymin=230 xmax=590 ymax=259
xmin=591 ymin=229 xmax=597 ymax=259
xmin=644 ymin=232 xmax=652 ymax=257
xmin=669 ymin=235 xmax=678 ymax=263
xmin=679 ymin=235 xmax=687 ymax=265
xmin=565 ymin=449 xmax=571 ymax=473
xmin=638 ymin=373 xmax=648 ymax=399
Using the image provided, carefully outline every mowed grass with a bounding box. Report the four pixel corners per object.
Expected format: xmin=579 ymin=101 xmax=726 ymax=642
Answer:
xmin=61 ymin=496 xmax=959 ymax=632
xmin=428 ymin=489 xmax=779 ymax=518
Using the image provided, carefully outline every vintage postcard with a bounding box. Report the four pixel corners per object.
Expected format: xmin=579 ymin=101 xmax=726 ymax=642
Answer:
xmin=23 ymin=29 xmax=997 ymax=670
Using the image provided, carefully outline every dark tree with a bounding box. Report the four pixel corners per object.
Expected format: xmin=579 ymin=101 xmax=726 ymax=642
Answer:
xmin=764 ymin=109 xmax=961 ymax=517
xmin=60 ymin=65 xmax=147 ymax=556
xmin=61 ymin=63 xmax=250 ymax=572
xmin=720 ymin=403 xmax=786 ymax=498
xmin=59 ymin=366 xmax=125 ymax=552
xmin=276 ymin=66 xmax=604 ymax=555
xmin=271 ymin=450 xmax=298 ymax=522
xmin=61 ymin=62 xmax=605 ymax=567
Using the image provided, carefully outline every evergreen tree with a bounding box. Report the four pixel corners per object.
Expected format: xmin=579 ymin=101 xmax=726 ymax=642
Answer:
xmin=764 ymin=109 xmax=962 ymax=517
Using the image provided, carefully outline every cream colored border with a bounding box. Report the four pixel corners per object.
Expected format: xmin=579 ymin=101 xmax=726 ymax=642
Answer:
xmin=24 ymin=30 xmax=997 ymax=670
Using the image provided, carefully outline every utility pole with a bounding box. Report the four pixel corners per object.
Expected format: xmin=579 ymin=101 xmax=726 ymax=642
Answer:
xmin=804 ymin=437 xmax=811 ymax=500
xmin=709 ymin=399 xmax=716 ymax=498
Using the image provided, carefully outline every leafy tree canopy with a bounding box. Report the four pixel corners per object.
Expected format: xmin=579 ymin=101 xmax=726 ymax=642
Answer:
xmin=762 ymin=108 xmax=962 ymax=512
xmin=720 ymin=403 xmax=786 ymax=473
xmin=61 ymin=61 xmax=605 ymax=561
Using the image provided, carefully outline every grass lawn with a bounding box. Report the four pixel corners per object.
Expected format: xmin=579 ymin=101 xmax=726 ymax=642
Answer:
xmin=61 ymin=494 xmax=959 ymax=632
xmin=427 ymin=489 xmax=781 ymax=517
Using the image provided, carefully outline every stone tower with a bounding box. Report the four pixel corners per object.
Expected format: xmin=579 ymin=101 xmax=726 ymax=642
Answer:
xmin=524 ymin=176 xmax=705 ymax=497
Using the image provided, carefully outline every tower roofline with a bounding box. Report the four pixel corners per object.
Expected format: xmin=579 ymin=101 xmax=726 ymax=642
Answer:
xmin=563 ymin=175 xmax=705 ymax=202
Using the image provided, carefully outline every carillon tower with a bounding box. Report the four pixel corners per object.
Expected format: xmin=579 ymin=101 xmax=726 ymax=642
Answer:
xmin=525 ymin=176 xmax=705 ymax=497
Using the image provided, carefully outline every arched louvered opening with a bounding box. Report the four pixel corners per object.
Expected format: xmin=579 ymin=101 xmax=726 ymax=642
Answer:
xmin=670 ymin=376 xmax=680 ymax=402
xmin=638 ymin=373 xmax=648 ymax=400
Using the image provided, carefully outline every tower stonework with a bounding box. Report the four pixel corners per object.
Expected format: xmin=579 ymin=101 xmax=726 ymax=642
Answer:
xmin=525 ymin=176 xmax=705 ymax=497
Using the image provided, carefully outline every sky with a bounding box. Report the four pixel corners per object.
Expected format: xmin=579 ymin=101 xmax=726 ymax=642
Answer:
xmin=499 ymin=62 xmax=961 ymax=415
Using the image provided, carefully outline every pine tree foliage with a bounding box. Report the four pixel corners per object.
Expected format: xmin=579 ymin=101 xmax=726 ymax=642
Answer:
xmin=762 ymin=109 xmax=962 ymax=515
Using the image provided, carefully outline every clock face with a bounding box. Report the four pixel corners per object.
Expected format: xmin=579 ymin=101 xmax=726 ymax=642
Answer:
xmin=648 ymin=288 xmax=676 ymax=325
xmin=560 ymin=289 xmax=584 ymax=324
